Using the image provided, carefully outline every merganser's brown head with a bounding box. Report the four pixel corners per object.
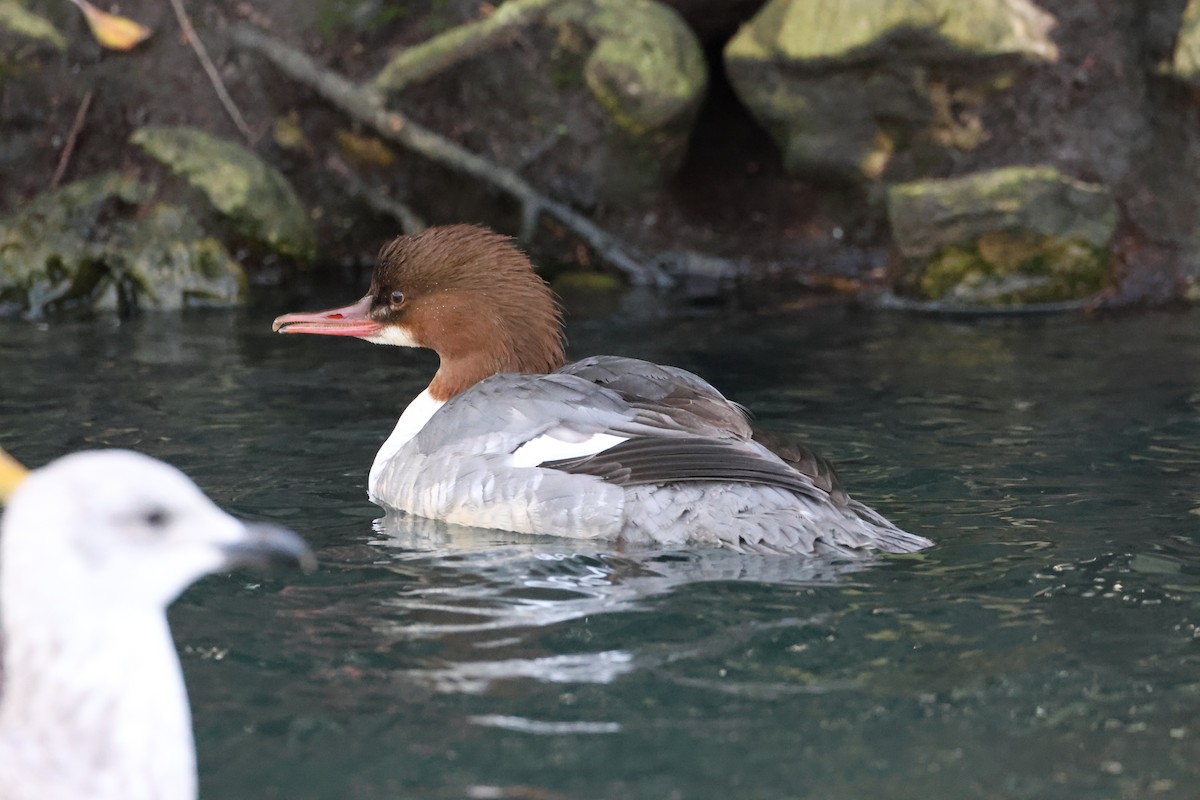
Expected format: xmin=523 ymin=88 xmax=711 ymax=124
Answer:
xmin=272 ymin=224 xmax=565 ymax=401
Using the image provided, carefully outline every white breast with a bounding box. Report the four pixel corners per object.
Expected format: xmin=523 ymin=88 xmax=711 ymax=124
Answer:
xmin=368 ymin=389 xmax=445 ymax=493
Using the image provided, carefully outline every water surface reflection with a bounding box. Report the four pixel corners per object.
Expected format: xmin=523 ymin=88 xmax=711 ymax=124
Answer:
xmin=4 ymin=306 xmax=1200 ymax=799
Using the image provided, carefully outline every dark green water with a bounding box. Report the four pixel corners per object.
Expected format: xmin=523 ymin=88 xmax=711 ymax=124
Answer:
xmin=3 ymin=301 xmax=1200 ymax=799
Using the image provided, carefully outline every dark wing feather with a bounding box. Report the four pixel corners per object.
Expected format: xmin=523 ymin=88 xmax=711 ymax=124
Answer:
xmin=542 ymin=436 xmax=824 ymax=499
xmin=560 ymin=356 xmax=849 ymax=502
xmin=749 ymin=426 xmax=848 ymax=504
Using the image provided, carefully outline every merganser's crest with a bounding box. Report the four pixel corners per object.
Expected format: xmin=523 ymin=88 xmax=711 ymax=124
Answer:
xmin=274 ymin=224 xmax=933 ymax=556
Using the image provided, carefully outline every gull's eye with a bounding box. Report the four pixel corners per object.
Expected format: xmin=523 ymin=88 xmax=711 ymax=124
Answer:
xmin=389 ymin=290 xmax=405 ymax=307
xmin=144 ymin=508 xmax=170 ymax=530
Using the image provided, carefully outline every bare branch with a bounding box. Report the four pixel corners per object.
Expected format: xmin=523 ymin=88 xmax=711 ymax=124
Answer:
xmin=230 ymin=23 xmax=668 ymax=287
xmin=371 ymin=0 xmax=566 ymax=94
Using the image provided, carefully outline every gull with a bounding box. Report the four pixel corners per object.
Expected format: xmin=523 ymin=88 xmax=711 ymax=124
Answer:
xmin=0 ymin=448 xmax=313 ymax=800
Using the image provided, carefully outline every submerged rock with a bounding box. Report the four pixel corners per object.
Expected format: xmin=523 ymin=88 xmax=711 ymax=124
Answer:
xmin=724 ymin=0 xmax=1058 ymax=181
xmin=130 ymin=125 xmax=315 ymax=261
xmin=0 ymin=172 xmax=244 ymax=317
xmin=886 ymin=166 xmax=1117 ymax=305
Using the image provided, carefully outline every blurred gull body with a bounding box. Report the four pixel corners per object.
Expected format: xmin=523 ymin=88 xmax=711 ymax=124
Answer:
xmin=0 ymin=450 xmax=312 ymax=800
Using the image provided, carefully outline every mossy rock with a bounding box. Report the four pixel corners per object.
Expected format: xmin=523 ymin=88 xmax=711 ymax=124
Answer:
xmin=107 ymin=205 xmax=246 ymax=310
xmin=0 ymin=173 xmax=150 ymax=315
xmin=725 ymin=0 xmax=1058 ymax=64
xmin=916 ymin=233 xmax=1109 ymax=304
xmin=130 ymin=125 xmax=315 ymax=262
xmin=724 ymin=0 xmax=1058 ymax=181
xmin=0 ymin=172 xmax=244 ymax=317
xmin=567 ymin=0 xmax=707 ymax=137
xmin=1168 ymin=0 xmax=1200 ymax=83
xmin=888 ymin=166 xmax=1117 ymax=255
xmin=548 ymin=0 xmax=707 ymax=200
xmin=887 ymin=166 xmax=1117 ymax=305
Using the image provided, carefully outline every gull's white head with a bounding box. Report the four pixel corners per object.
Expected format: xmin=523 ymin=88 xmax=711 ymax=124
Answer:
xmin=0 ymin=449 xmax=312 ymax=800
xmin=1 ymin=450 xmax=312 ymax=613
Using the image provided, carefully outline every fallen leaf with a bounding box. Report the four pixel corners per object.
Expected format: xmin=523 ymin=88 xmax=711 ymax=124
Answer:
xmin=335 ymin=129 xmax=395 ymax=168
xmin=70 ymin=0 xmax=151 ymax=51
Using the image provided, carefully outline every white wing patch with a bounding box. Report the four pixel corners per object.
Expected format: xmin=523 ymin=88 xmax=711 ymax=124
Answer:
xmin=510 ymin=430 xmax=628 ymax=468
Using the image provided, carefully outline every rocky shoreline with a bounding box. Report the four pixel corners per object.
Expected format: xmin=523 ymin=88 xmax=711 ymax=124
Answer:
xmin=2 ymin=0 xmax=1198 ymax=316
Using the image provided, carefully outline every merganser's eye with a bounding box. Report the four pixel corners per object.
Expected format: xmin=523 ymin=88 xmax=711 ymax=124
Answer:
xmin=389 ymin=290 xmax=405 ymax=306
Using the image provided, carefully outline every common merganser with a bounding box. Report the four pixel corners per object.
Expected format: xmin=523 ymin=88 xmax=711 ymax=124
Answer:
xmin=273 ymin=224 xmax=931 ymax=556
xmin=0 ymin=449 xmax=313 ymax=800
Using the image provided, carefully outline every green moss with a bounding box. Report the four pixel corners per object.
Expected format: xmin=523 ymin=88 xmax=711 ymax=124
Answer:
xmin=889 ymin=166 xmax=1119 ymax=305
xmin=918 ymin=231 xmax=1110 ymax=305
xmin=728 ymin=0 xmax=1058 ymax=64
xmin=0 ymin=173 xmax=148 ymax=311
xmin=130 ymin=125 xmax=315 ymax=261
xmin=918 ymin=245 xmax=977 ymax=299
xmin=110 ymin=205 xmax=245 ymax=309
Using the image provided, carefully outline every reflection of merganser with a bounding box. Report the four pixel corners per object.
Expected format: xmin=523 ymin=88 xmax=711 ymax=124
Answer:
xmin=0 ymin=449 xmax=313 ymax=800
xmin=274 ymin=224 xmax=931 ymax=556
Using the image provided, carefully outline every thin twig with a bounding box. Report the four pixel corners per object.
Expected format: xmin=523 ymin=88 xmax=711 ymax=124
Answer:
xmin=326 ymin=155 xmax=426 ymax=235
xmin=50 ymin=89 xmax=94 ymax=189
xmin=167 ymin=0 xmax=254 ymax=143
xmin=230 ymin=23 xmax=669 ymax=287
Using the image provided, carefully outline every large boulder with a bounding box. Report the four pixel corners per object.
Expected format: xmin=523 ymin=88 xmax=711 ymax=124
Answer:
xmin=724 ymin=0 xmax=1059 ymax=181
xmin=886 ymin=166 xmax=1117 ymax=305
xmin=130 ymin=125 xmax=316 ymax=261
xmin=0 ymin=173 xmax=245 ymax=317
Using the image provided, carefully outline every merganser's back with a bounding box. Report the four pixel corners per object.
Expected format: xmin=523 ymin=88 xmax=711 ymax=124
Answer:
xmin=273 ymin=225 xmax=932 ymax=556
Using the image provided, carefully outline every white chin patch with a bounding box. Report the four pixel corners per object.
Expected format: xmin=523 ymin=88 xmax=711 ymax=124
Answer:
xmin=367 ymin=325 xmax=420 ymax=347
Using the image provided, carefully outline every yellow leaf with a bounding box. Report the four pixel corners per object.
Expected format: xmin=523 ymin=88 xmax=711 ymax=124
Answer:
xmin=0 ymin=447 xmax=29 ymax=504
xmin=272 ymin=112 xmax=313 ymax=154
xmin=335 ymin=129 xmax=396 ymax=169
xmin=70 ymin=0 xmax=152 ymax=51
